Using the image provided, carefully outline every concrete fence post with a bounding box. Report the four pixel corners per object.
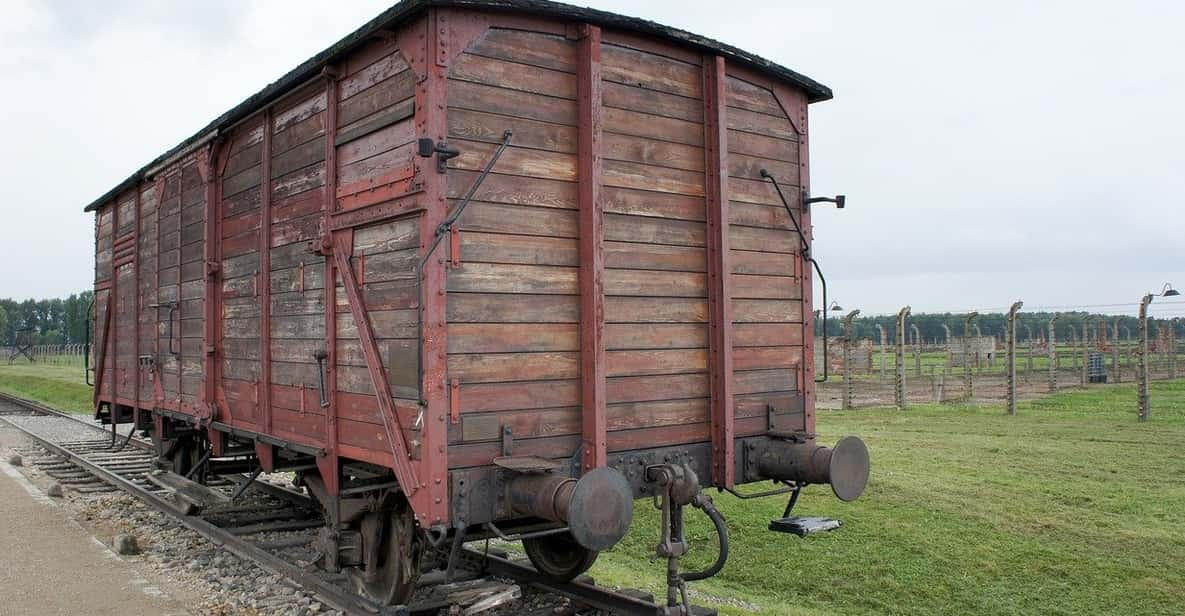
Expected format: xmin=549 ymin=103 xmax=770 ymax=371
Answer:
xmin=1111 ymin=317 xmax=1121 ymax=383
xmin=1023 ymin=324 xmax=1034 ymax=383
xmin=964 ymin=312 xmax=978 ymax=400
xmin=841 ymin=309 xmax=861 ymax=410
xmin=1138 ymin=294 xmax=1152 ymax=420
xmin=1048 ymin=316 xmax=1058 ymax=392
xmin=1006 ymin=301 xmax=1023 ymax=415
xmin=895 ymin=306 xmax=911 ymax=410
xmin=875 ymin=323 xmax=887 ymax=384
xmin=911 ymin=323 xmax=922 ymax=377
xmin=1166 ymin=317 xmax=1175 ymax=379
xmin=1069 ymin=325 xmax=1078 ymax=372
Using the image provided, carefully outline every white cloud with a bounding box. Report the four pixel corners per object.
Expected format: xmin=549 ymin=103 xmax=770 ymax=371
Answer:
xmin=0 ymin=0 xmax=1181 ymax=317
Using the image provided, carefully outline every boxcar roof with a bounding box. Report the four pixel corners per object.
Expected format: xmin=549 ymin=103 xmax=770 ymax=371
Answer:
xmin=83 ymin=0 xmax=832 ymax=212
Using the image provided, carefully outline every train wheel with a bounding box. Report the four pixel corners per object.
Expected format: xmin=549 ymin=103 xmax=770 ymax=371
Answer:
xmin=523 ymin=531 xmax=598 ymax=582
xmin=355 ymin=500 xmax=421 ymax=605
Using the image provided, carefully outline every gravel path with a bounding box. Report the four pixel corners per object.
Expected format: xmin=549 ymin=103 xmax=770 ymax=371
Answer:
xmin=0 ymin=419 xmax=598 ymax=616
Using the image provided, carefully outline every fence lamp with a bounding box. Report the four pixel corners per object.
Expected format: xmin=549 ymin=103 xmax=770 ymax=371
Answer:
xmin=829 ymin=301 xmax=844 ymax=312
xmin=1157 ymin=283 xmax=1180 ymax=298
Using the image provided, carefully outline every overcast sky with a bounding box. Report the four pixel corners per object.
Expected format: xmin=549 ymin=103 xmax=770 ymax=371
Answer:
xmin=1 ymin=0 xmax=1181 ymax=318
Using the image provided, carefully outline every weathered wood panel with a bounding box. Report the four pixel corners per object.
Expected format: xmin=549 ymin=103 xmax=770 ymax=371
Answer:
xmin=444 ymin=28 xmax=583 ymax=451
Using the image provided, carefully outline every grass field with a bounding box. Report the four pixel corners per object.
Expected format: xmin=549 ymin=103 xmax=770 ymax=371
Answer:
xmin=0 ymin=362 xmax=93 ymax=414
xmin=2 ymin=362 xmax=1182 ymax=614
xmin=593 ymin=380 xmax=1185 ymax=615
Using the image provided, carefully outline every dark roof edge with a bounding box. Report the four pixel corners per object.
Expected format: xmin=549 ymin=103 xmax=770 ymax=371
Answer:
xmin=84 ymin=0 xmax=832 ymax=212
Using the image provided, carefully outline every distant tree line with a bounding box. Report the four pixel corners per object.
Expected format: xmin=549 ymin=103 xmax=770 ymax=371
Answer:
xmin=816 ymin=311 xmax=1181 ymax=344
xmin=0 ymin=292 xmax=94 ymax=346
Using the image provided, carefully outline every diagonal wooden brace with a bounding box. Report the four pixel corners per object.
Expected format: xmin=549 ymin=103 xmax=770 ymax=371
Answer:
xmin=332 ymin=232 xmax=420 ymax=495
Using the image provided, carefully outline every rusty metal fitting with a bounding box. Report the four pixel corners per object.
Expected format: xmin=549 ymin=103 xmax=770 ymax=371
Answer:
xmin=645 ymin=463 xmax=700 ymax=507
xmin=505 ymin=467 xmax=633 ymax=551
xmin=756 ymin=435 xmax=870 ymax=502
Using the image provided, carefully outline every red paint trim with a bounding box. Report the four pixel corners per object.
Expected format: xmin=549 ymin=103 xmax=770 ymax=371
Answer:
xmin=110 ymin=196 xmax=121 ymax=411
xmin=795 ymin=98 xmax=815 ymax=432
xmin=323 ymin=73 xmax=341 ymax=496
xmin=703 ymin=55 xmax=735 ymax=487
xmin=153 ymin=176 xmax=165 ymax=408
xmin=332 ymin=231 xmax=421 ymax=494
xmin=328 ymin=193 xmax=425 ymax=230
xmin=412 ymin=8 xmax=460 ymax=526
xmin=201 ymin=143 xmax=224 ymax=422
xmin=133 ymin=183 xmax=142 ymax=413
xmin=92 ymin=292 xmax=114 ymax=408
xmin=260 ymin=110 xmax=274 ymax=435
xmin=577 ymin=24 xmax=606 ymax=473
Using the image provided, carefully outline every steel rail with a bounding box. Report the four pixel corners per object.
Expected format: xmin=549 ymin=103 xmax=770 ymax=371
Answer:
xmin=465 ymin=549 xmax=666 ymax=615
xmin=0 ymin=392 xmax=701 ymax=615
xmin=0 ymin=393 xmax=392 ymax=616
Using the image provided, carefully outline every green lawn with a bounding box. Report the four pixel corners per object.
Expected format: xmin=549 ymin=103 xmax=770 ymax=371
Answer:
xmin=4 ymin=360 xmax=1183 ymax=614
xmin=593 ymin=379 xmax=1185 ymax=615
xmin=0 ymin=362 xmax=94 ymax=414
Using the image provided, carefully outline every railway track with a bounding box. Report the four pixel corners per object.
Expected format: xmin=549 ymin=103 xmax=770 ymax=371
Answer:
xmin=0 ymin=392 xmax=688 ymax=616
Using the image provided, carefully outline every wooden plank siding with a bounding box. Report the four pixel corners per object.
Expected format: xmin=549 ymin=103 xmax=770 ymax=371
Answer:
xmin=331 ymin=44 xmax=422 ymax=454
xmin=88 ymin=12 xmax=818 ymax=504
xmin=599 ymin=37 xmax=712 ymax=453
xmin=445 ymin=28 xmax=582 ymax=462
xmin=724 ymin=73 xmax=807 ymax=434
xmin=220 ymin=120 xmax=265 ymax=427
xmin=269 ymin=85 xmax=330 ymax=447
xmin=137 ymin=182 xmax=159 ymax=404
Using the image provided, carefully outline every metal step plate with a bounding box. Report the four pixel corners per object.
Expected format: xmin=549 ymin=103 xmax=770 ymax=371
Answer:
xmin=768 ymin=516 xmax=842 ymax=537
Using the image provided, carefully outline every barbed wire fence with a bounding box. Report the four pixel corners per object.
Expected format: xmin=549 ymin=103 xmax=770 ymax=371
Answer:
xmin=818 ymin=298 xmax=1184 ymax=421
xmin=2 ymin=344 xmax=88 ymax=367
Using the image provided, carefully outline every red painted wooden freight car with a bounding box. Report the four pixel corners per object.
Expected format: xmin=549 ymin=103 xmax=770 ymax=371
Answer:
xmin=85 ymin=0 xmax=868 ymax=607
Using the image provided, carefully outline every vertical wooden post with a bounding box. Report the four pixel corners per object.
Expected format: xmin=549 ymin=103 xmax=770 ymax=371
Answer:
xmin=414 ymin=7 xmax=455 ymax=526
xmin=133 ymin=184 xmax=141 ymax=420
xmin=576 ymin=24 xmax=607 ymax=473
xmin=321 ymin=70 xmax=341 ymax=497
xmin=201 ymin=141 xmax=224 ymax=422
xmin=1006 ymin=301 xmax=1022 ymax=415
xmin=894 ymin=306 xmax=910 ymax=410
xmin=109 ymin=198 xmax=119 ymax=414
xmin=257 ymin=108 xmax=274 ymax=471
xmin=702 ymin=54 xmax=733 ymax=486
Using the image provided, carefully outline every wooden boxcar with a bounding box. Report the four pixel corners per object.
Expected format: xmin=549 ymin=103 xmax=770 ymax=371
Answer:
xmin=86 ymin=0 xmax=867 ymax=605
